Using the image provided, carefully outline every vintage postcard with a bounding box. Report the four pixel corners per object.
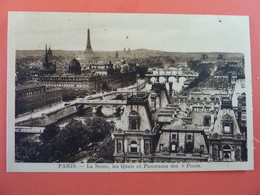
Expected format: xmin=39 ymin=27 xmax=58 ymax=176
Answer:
xmin=7 ymin=12 xmax=253 ymax=172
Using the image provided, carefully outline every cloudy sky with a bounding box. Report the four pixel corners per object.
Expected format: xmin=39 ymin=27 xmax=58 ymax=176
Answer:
xmin=9 ymin=12 xmax=250 ymax=53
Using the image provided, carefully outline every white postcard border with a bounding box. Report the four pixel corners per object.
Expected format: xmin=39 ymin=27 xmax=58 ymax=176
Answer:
xmin=7 ymin=12 xmax=254 ymax=172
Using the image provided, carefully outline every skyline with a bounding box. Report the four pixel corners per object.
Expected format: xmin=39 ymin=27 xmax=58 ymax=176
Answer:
xmin=10 ymin=12 xmax=250 ymax=53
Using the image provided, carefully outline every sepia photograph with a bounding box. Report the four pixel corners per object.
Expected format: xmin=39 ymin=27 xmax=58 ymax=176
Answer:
xmin=7 ymin=12 xmax=253 ymax=172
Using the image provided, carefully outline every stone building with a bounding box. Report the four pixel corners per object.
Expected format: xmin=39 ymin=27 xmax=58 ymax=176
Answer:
xmin=15 ymin=82 xmax=62 ymax=116
xmin=153 ymin=95 xmax=212 ymax=162
xmin=154 ymin=122 xmax=209 ymax=163
xmin=68 ymin=58 xmax=81 ymax=75
xmin=208 ymin=97 xmax=247 ymax=162
xmin=42 ymin=45 xmax=56 ymax=75
xmin=104 ymin=61 xmax=137 ymax=90
xmin=113 ymin=92 xmax=154 ymax=163
xmin=35 ymin=74 xmax=102 ymax=92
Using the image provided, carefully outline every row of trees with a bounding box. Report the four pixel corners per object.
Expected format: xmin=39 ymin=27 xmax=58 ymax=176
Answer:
xmin=16 ymin=118 xmax=115 ymax=162
xmin=185 ymin=59 xmax=212 ymax=90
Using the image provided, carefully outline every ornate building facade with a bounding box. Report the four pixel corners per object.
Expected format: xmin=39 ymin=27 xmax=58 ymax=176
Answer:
xmin=113 ymin=92 xmax=154 ymax=163
xmin=113 ymin=83 xmax=247 ymax=163
xmin=208 ymin=97 xmax=247 ymax=162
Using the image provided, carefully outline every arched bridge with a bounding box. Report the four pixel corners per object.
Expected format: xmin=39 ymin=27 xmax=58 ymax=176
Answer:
xmin=74 ymin=99 xmax=127 ymax=106
xmin=145 ymin=73 xmax=198 ymax=82
xmin=74 ymin=99 xmax=127 ymax=114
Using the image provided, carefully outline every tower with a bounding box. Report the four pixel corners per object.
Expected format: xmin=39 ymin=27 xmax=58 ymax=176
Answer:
xmin=42 ymin=44 xmax=56 ymax=74
xmin=85 ymin=28 xmax=93 ymax=52
xmin=44 ymin=44 xmax=49 ymax=66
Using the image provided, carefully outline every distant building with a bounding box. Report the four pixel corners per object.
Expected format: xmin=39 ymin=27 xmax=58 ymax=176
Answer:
xmin=232 ymin=79 xmax=247 ymax=136
xmin=42 ymin=45 xmax=56 ymax=74
xmin=149 ymin=82 xmax=170 ymax=111
xmin=201 ymin=54 xmax=208 ymax=60
xmin=232 ymin=79 xmax=246 ymax=107
xmin=104 ymin=60 xmax=137 ymax=90
xmin=115 ymin=51 xmax=119 ymax=58
xmin=217 ymin=54 xmax=224 ymax=61
xmin=15 ymin=82 xmax=62 ymax=116
xmin=68 ymin=58 xmax=81 ymax=75
xmin=35 ymin=74 xmax=102 ymax=92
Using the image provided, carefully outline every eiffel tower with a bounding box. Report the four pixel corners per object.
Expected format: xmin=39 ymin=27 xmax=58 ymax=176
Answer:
xmin=85 ymin=28 xmax=93 ymax=53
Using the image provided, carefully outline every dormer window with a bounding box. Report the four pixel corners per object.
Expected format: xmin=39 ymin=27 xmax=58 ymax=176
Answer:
xmin=224 ymin=125 xmax=231 ymax=134
xmin=222 ymin=114 xmax=233 ymax=134
xmin=131 ymin=120 xmax=137 ymax=130
xmin=129 ymin=110 xmax=140 ymax=130
xmin=118 ymin=142 xmax=122 ymax=151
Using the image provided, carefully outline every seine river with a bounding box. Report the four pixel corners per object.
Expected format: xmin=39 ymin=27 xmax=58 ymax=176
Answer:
xmin=57 ymin=75 xmax=187 ymax=129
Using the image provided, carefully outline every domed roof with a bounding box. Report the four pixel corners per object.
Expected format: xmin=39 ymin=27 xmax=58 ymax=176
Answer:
xmin=68 ymin=58 xmax=81 ymax=75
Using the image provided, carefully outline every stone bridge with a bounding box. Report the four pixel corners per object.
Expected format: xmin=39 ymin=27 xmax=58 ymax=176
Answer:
xmin=145 ymin=73 xmax=198 ymax=83
xmin=74 ymin=99 xmax=127 ymax=114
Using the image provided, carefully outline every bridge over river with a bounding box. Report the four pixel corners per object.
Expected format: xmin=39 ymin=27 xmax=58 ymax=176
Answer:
xmin=145 ymin=73 xmax=198 ymax=82
xmin=74 ymin=99 xmax=127 ymax=113
xmin=15 ymin=80 xmax=146 ymax=134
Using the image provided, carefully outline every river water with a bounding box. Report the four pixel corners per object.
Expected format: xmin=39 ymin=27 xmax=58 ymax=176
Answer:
xmin=57 ymin=76 xmax=187 ymax=129
xmin=57 ymin=107 xmax=122 ymax=129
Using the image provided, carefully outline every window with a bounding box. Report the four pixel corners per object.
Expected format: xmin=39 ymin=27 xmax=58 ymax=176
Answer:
xmin=171 ymin=144 xmax=176 ymax=151
xmin=159 ymin=144 xmax=163 ymax=152
xmin=200 ymin=145 xmax=204 ymax=154
xmin=235 ymin=148 xmax=241 ymax=161
xmin=187 ymin=134 xmax=192 ymax=141
xmin=117 ymin=142 xmax=122 ymax=151
xmin=131 ymin=120 xmax=137 ymax=130
xmin=204 ymin=116 xmax=211 ymax=126
xmin=129 ymin=110 xmax=139 ymax=130
xmin=130 ymin=141 xmax=138 ymax=153
xmin=171 ymin=134 xmax=177 ymax=140
xmin=185 ymin=141 xmax=193 ymax=153
xmin=170 ymin=141 xmax=178 ymax=152
xmin=213 ymin=146 xmax=218 ymax=160
xmin=145 ymin=142 xmax=150 ymax=155
xmin=224 ymin=125 xmax=231 ymax=134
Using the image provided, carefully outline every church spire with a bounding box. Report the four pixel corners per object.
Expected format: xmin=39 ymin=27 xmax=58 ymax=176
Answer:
xmin=45 ymin=44 xmax=48 ymax=63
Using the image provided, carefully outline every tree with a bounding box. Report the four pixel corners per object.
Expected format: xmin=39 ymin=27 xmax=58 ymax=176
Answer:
xmin=16 ymin=60 xmax=30 ymax=84
xmin=96 ymin=137 xmax=115 ymax=162
xmin=136 ymin=65 xmax=148 ymax=79
xmin=17 ymin=118 xmax=116 ymax=162
xmin=185 ymin=69 xmax=210 ymax=90
xmin=40 ymin=124 xmax=60 ymax=143
xmin=84 ymin=118 xmax=114 ymax=143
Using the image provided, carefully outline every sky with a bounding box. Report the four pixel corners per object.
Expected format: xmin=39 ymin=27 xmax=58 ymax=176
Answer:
xmin=9 ymin=12 xmax=250 ymax=53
